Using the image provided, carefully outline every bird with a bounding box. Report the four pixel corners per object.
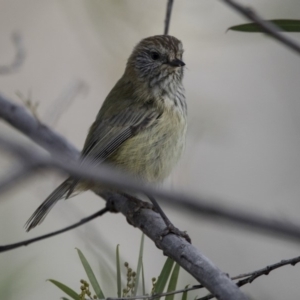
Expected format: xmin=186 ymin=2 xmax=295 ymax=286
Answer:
xmin=25 ymin=35 xmax=187 ymax=235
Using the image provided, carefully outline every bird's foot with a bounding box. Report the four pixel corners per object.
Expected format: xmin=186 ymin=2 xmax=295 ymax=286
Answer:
xmin=146 ymin=194 xmax=191 ymax=246
xmin=162 ymin=223 xmax=191 ymax=243
xmin=123 ymin=194 xmax=153 ymax=225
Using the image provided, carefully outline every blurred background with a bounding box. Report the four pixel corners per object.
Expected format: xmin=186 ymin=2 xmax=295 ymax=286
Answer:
xmin=1 ymin=0 xmax=300 ymax=299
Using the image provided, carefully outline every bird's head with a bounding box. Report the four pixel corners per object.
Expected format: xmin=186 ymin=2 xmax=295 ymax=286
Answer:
xmin=126 ymin=35 xmax=185 ymax=89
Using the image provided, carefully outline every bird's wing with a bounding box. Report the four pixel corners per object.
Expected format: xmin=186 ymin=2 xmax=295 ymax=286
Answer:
xmin=81 ymin=104 xmax=160 ymax=164
xmin=66 ymin=103 xmax=160 ymax=197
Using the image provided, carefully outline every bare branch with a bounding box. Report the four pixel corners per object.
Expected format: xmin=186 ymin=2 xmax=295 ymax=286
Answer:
xmin=0 ymin=32 xmax=26 ymax=75
xmin=0 ymin=138 xmax=247 ymax=300
xmin=2 ymin=137 xmax=300 ymax=299
xmin=197 ymin=255 xmax=300 ymax=300
xmin=221 ymin=0 xmax=300 ymax=55
xmin=4 ymin=89 xmax=300 ymax=298
xmin=164 ymin=0 xmax=174 ymax=35
xmin=0 ymin=93 xmax=79 ymax=160
xmin=0 ymin=207 xmax=109 ymax=252
xmin=99 ymin=192 xmax=247 ymax=300
xmin=235 ymin=255 xmax=300 ymax=287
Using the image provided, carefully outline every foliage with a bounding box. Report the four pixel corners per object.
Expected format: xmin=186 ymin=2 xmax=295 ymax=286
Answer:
xmin=228 ymin=19 xmax=300 ymax=32
xmin=49 ymin=234 xmax=188 ymax=300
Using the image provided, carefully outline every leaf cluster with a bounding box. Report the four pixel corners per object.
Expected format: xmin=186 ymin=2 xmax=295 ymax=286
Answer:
xmin=49 ymin=235 xmax=188 ymax=300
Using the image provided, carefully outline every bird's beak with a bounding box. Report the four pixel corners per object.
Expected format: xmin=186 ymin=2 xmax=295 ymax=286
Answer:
xmin=168 ymin=59 xmax=185 ymax=67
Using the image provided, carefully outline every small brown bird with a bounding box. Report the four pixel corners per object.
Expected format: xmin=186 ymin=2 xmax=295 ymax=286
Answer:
xmin=26 ymin=35 xmax=187 ymax=232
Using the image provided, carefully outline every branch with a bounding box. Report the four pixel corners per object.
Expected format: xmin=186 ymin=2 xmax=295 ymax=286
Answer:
xmin=234 ymin=255 xmax=300 ymax=287
xmin=221 ymin=0 xmax=300 ymax=55
xmin=107 ymin=284 xmax=203 ymax=300
xmin=164 ymin=0 xmax=174 ymax=35
xmin=0 ymin=148 xmax=248 ymax=299
xmin=4 ymin=140 xmax=300 ymax=299
xmin=0 ymin=90 xmax=300 ymax=299
xmin=197 ymin=255 xmax=300 ymax=300
xmin=2 ymin=91 xmax=300 ymax=297
xmin=4 ymin=142 xmax=300 ymax=300
xmin=0 ymin=207 xmax=109 ymax=252
xmin=0 ymin=93 xmax=79 ymax=160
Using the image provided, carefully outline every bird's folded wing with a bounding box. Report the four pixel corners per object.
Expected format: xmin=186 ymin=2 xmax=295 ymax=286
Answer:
xmin=81 ymin=105 xmax=160 ymax=164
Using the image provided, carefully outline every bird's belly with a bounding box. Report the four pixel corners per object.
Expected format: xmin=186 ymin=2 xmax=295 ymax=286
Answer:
xmin=108 ymin=112 xmax=187 ymax=183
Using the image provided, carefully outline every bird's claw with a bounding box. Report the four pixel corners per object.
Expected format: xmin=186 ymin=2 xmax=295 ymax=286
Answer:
xmin=155 ymin=224 xmax=191 ymax=248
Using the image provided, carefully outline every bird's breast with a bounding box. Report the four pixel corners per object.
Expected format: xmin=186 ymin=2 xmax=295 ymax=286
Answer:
xmin=109 ymin=106 xmax=187 ymax=183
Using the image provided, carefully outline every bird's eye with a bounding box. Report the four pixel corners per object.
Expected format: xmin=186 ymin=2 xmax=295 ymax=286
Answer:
xmin=150 ymin=51 xmax=160 ymax=60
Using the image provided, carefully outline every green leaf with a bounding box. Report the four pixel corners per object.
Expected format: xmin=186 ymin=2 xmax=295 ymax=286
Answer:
xmin=141 ymin=261 xmax=146 ymax=295
xmin=76 ymin=248 xmax=105 ymax=299
xmin=48 ymin=279 xmax=80 ymax=300
xmin=181 ymin=285 xmax=190 ymax=300
xmin=133 ymin=233 xmax=145 ymax=296
xmin=116 ymin=244 xmax=121 ymax=298
xmin=153 ymin=257 xmax=174 ymax=295
xmin=165 ymin=263 xmax=180 ymax=300
xmin=228 ymin=19 xmax=300 ymax=32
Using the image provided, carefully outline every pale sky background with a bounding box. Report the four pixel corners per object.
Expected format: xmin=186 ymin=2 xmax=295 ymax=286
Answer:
xmin=1 ymin=1 xmax=300 ymax=299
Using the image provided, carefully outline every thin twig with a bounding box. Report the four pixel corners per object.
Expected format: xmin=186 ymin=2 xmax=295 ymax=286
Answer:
xmin=107 ymin=285 xmax=203 ymax=300
xmin=164 ymin=0 xmax=174 ymax=35
xmin=235 ymin=256 xmax=300 ymax=287
xmin=0 ymin=207 xmax=109 ymax=252
xmin=0 ymin=32 xmax=26 ymax=75
xmin=221 ymin=0 xmax=300 ymax=55
xmin=197 ymin=255 xmax=300 ymax=300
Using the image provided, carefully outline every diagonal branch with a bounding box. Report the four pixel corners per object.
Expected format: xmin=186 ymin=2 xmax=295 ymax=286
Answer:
xmin=197 ymin=255 xmax=300 ymax=300
xmin=235 ymin=255 xmax=300 ymax=287
xmin=0 ymin=207 xmax=109 ymax=252
xmin=0 ymin=93 xmax=79 ymax=160
xmin=221 ymin=0 xmax=300 ymax=55
xmin=2 ymin=93 xmax=300 ymax=244
xmin=0 ymin=142 xmax=248 ymax=299
xmin=164 ymin=0 xmax=174 ymax=35
xmin=2 ymin=89 xmax=300 ymax=298
xmin=2 ymin=136 xmax=300 ymax=299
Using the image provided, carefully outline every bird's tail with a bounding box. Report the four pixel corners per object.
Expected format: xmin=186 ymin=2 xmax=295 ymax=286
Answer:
xmin=25 ymin=179 xmax=72 ymax=231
